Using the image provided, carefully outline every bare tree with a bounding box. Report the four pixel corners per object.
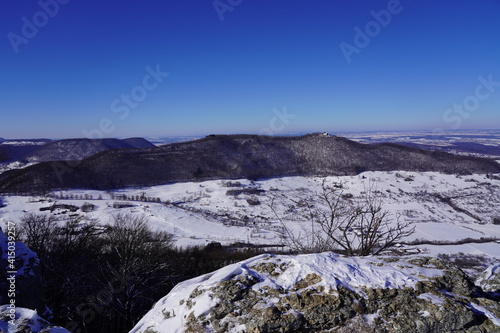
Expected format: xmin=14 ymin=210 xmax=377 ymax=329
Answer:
xmin=19 ymin=213 xmax=58 ymax=255
xmin=19 ymin=213 xmax=103 ymax=328
xmin=18 ymin=212 xmax=177 ymax=332
xmin=98 ymin=214 xmax=176 ymax=331
xmin=271 ymin=179 xmax=414 ymax=256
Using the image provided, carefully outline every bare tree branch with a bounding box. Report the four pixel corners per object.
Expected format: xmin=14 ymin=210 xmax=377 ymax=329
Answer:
xmin=270 ymin=178 xmax=415 ymax=256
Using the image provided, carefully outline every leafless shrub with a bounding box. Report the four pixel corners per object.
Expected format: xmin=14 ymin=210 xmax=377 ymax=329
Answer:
xmin=437 ymin=252 xmax=495 ymax=275
xmin=226 ymin=188 xmax=265 ymax=196
xmin=247 ymin=197 xmax=261 ymax=206
xmin=112 ymin=201 xmax=134 ymax=209
xmin=221 ymin=181 xmax=242 ymax=187
xmin=271 ymin=179 xmax=414 ymax=256
xmin=405 ymin=237 xmax=499 ymax=246
xmin=19 ymin=213 xmax=58 ymax=255
xmin=81 ymin=202 xmax=95 ymax=212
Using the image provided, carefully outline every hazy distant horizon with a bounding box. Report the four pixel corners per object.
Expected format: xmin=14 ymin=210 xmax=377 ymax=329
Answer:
xmin=2 ymin=128 xmax=500 ymax=142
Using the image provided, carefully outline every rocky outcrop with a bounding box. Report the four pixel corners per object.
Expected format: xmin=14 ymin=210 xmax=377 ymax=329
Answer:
xmin=0 ymin=229 xmax=65 ymax=332
xmin=476 ymin=264 xmax=500 ymax=294
xmin=0 ymin=228 xmax=44 ymax=313
xmin=130 ymin=253 xmax=500 ymax=333
xmin=0 ymin=306 xmax=70 ymax=333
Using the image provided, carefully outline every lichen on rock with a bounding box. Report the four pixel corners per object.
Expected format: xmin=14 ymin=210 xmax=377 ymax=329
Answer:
xmin=129 ymin=253 xmax=500 ymax=333
xmin=476 ymin=264 xmax=500 ymax=294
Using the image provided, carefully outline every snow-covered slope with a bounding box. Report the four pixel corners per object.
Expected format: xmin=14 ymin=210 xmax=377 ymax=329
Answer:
xmin=0 ymin=230 xmax=66 ymax=332
xmin=476 ymin=264 xmax=500 ymax=293
xmin=1 ymin=171 xmax=499 ymax=258
xmin=0 ymin=228 xmax=45 ymax=312
xmin=0 ymin=306 xmax=70 ymax=333
xmin=129 ymin=252 xmax=500 ymax=333
xmin=0 ymin=227 xmax=38 ymax=277
xmin=2 ymin=134 xmax=499 ymax=194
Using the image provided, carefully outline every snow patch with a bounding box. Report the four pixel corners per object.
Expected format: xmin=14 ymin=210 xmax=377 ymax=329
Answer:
xmin=469 ymin=302 xmax=500 ymax=326
xmin=0 ymin=306 xmax=70 ymax=333
xmin=417 ymin=292 xmax=445 ymax=306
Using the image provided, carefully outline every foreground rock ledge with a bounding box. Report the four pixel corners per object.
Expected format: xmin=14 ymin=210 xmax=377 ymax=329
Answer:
xmin=130 ymin=252 xmax=500 ymax=333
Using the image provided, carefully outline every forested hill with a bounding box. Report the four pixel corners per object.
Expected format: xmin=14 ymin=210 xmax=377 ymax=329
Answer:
xmin=0 ymin=137 xmax=154 ymax=164
xmin=0 ymin=134 xmax=499 ymax=194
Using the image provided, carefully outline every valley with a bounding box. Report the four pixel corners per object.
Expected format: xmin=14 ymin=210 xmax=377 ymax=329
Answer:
xmin=1 ymin=132 xmax=499 ymax=332
xmin=1 ymin=170 xmax=499 ymax=261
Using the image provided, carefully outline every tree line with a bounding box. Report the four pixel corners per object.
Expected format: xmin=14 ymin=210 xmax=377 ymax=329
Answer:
xmin=17 ymin=213 xmax=264 ymax=333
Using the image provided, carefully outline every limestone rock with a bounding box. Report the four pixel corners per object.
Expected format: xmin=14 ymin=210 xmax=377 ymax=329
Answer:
xmin=129 ymin=253 xmax=500 ymax=333
xmin=0 ymin=306 xmax=70 ymax=333
xmin=476 ymin=264 xmax=500 ymax=293
xmin=0 ymin=228 xmax=45 ymax=312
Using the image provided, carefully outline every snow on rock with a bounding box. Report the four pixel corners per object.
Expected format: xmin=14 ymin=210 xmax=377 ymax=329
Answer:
xmin=0 ymin=228 xmax=45 ymax=312
xmin=0 ymin=227 xmax=38 ymax=277
xmin=476 ymin=264 xmax=500 ymax=293
xmin=468 ymin=302 xmax=500 ymax=327
xmin=129 ymin=252 xmax=499 ymax=333
xmin=0 ymin=306 xmax=70 ymax=333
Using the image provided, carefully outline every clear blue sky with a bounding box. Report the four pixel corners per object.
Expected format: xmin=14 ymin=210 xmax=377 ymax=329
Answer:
xmin=1 ymin=0 xmax=499 ymax=139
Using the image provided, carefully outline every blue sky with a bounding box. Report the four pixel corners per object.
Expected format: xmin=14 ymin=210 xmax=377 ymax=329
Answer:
xmin=1 ymin=0 xmax=499 ymax=139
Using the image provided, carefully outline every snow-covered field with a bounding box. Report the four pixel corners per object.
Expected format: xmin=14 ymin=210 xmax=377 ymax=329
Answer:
xmin=0 ymin=161 xmax=35 ymax=174
xmin=1 ymin=171 xmax=499 ymax=259
xmin=339 ymin=129 xmax=500 ymax=147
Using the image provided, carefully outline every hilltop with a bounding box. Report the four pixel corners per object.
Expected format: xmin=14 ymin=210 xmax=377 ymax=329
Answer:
xmin=23 ymin=137 xmax=154 ymax=162
xmin=0 ymin=134 xmax=499 ymax=194
xmin=0 ymin=137 xmax=154 ymax=164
